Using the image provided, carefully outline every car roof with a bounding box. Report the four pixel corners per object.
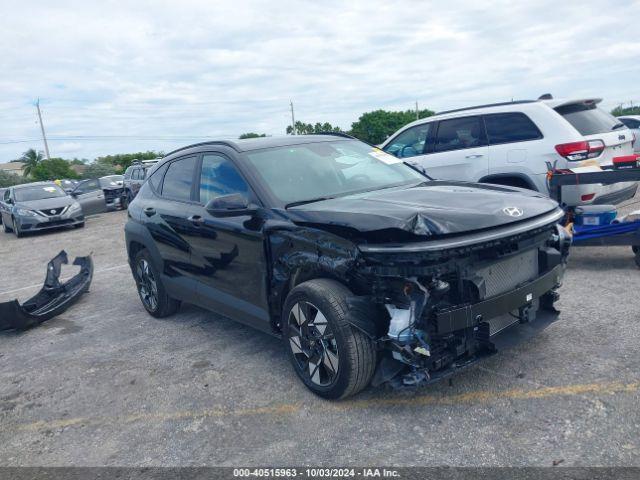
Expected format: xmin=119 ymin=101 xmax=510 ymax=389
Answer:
xmin=391 ymin=97 xmax=606 ymax=135
xmin=619 ymin=115 xmax=640 ymax=120
xmin=164 ymin=134 xmax=348 ymax=158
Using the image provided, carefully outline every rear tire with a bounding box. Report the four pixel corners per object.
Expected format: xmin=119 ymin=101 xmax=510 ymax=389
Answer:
xmin=133 ymin=249 xmax=180 ymax=318
xmin=282 ymin=279 xmax=376 ymax=399
xmin=3 ymin=220 xmax=11 ymax=233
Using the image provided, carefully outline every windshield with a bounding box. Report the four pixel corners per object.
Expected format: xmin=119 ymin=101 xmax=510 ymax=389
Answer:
xmin=15 ymin=184 xmax=66 ymax=202
xmin=555 ymin=103 xmax=621 ymax=135
xmin=245 ymin=140 xmax=425 ymax=206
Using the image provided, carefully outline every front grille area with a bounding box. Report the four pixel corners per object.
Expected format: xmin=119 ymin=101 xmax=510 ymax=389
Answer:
xmin=104 ymin=189 xmax=123 ymax=203
xmin=34 ymin=219 xmax=73 ymax=228
xmin=38 ymin=206 xmax=66 ymax=216
xmin=475 ymin=249 xmax=538 ymax=298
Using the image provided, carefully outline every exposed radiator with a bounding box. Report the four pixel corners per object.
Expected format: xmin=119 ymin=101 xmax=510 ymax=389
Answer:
xmin=476 ymin=249 xmax=538 ymax=298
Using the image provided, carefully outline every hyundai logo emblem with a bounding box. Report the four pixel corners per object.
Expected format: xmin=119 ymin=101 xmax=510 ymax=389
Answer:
xmin=503 ymin=206 xmax=523 ymax=217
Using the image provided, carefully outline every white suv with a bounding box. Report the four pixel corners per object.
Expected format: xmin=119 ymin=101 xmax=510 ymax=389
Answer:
xmin=619 ymin=116 xmax=640 ymax=153
xmin=380 ymin=97 xmax=637 ymax=206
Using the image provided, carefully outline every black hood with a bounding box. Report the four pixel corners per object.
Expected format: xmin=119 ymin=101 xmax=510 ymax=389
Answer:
xmin=286 ymin=181 xmax=559 ymax=237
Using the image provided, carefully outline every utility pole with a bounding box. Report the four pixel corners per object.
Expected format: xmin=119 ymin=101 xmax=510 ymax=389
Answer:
xmin=415 ymin=101 xmax=419 ymax=120
xmin=290 ymin=100 xmax=296 ymax=135
xmin=35 ymin=98 xmax=51 ymax=160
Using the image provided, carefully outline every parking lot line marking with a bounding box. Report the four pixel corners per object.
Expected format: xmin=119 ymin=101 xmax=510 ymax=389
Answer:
xmin=12 ymin=380 xmax=639 ymax=433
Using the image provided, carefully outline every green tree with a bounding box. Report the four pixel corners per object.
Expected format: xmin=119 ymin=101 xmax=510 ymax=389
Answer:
xmin=239 ymin=132 xmax=267 ymax=139
xmin=0 ymin=170 xmax=29 ymax=188
xmin=611 ymin=106 xmax=640 ymax=117
xmin=82 ymin=161 xmax=117 ymax=179
xmin=95 ymin=151 xmax=162 ymax=171
xmin=16 ymin=148 xmax=44 ymax=177
xmin=286 ymin=121 xmax=342 ymax=135
xmin=30 ymin=158 xmax=80 ymax=181
xmin=350 ymin=108 xmax=435 ymax=145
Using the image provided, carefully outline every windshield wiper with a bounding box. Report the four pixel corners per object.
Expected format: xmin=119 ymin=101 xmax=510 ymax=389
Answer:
xmin=612 ymin=123 xmax=626 ymax=130
xmin=285 ymin=196 xmax=335 ymax=208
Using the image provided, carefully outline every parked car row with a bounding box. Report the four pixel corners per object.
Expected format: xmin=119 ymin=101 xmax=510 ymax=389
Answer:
xmin=1 ymin=182 xmax=85 ymax=237
xmin=0 ymin=175 xmax=125 ymax=237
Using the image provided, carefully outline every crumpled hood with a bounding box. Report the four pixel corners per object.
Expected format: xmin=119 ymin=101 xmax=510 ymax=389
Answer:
xmin=17 ymin=196 xmax=75 ymax=211
xmin=286 ymin=181 xmax=559 ymax=237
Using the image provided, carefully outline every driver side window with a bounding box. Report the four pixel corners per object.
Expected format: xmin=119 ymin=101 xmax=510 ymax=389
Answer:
xmin=199 ymin=154 xmax=249 ymax=205
xmin=384 ymin=124 xmax=431 ymax=158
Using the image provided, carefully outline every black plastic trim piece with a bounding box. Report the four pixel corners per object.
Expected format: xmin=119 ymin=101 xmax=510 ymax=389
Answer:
xmin=0 ymin=251 xmax=93 ymax=331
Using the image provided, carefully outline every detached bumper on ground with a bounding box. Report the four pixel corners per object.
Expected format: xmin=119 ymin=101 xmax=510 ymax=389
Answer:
xmin=0 ymin=250 xmax=93 ymax=331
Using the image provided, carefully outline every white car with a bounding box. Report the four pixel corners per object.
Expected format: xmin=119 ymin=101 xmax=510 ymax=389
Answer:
xmin=380 ymin=97 xmax=637 ymax=206
xmin=618 ymin=115 xmax=640 ymax=153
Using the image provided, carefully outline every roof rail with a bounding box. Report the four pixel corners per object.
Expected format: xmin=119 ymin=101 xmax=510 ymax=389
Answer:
xmin=309 ymin=131 xmax=376 ymax=147
xmin=311 ymin=131 xmax=358 ymax=140
xmin=435 ymin=100 xmax=537 ymax=116
xmin=163 ymin=140 xmax=238 ymax=158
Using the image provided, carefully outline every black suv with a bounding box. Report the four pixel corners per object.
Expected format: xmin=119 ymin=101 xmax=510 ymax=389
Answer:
xmin=125 ymin=135 xmax=571 ymax=399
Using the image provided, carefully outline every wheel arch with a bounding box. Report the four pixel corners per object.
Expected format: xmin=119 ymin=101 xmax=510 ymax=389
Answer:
xmin=479 ymin=173 xmax=538 ymax=191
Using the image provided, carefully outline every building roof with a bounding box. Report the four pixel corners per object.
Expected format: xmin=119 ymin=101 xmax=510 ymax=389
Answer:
xmin=0 ymin=162 xmax=26 ymax=172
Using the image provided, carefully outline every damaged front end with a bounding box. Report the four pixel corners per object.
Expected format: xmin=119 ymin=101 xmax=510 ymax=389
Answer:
xmin=269 ymin=206 xmax=571 ymax=389
xmin=0 ymin=250 xmax=93 ymax=331
xmin=361 ymin=213 xmax=571 ymax=388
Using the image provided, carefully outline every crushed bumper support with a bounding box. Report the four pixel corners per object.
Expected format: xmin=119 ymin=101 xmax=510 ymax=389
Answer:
xmin=0 ymin=250 xmax=93 ymax=331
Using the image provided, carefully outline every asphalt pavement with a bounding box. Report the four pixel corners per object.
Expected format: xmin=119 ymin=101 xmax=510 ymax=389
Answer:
xmin=0 ymin=208 xmax=639 ymax=466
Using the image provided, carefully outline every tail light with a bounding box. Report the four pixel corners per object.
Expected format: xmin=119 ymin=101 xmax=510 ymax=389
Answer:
xmin=555 ymin=140 xmax=605 ymax=161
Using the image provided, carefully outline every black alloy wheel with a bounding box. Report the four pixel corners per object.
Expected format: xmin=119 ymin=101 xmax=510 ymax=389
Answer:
xmin=287 ymin=300 xmax=340 ymax=387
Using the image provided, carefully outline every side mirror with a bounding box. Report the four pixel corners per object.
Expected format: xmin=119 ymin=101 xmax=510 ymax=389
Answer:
xmin=205 ymin=193 xmax=256 ymax=217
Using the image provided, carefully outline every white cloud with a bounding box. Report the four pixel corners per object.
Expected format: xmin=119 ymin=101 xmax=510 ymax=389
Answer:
xmin=1 ymin=0 xmax=639 ymax=161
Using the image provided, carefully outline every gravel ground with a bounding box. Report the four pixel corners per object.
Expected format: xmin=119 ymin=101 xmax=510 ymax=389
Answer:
xmin=0 ymin=206 xmax=639 ymax=467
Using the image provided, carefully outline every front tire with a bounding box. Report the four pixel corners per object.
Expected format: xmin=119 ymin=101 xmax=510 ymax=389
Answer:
xmin=74 ymin=222 xmax=85 ymax=229
xmin=133 ymin=249 xmax=180 ymax=318
xmin=12 ymin=218 xmax=22 ymax=238
xmin=282 ymin=279 xmax=376 ymax=399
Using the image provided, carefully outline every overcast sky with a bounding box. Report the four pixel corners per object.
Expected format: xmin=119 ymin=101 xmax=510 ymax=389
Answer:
xmin=1 ymin=0 xmax=638 ymax=162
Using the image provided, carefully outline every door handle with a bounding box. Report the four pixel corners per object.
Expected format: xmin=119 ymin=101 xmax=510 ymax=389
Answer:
xmin=465 ymin=154 xmax=484 ymax=159
xmin=143 ymin=207 xmax=156 ymax=217
xmin=187 ymin=215 xmax=204 ymax=225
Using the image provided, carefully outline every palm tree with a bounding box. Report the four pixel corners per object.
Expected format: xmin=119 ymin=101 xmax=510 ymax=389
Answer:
xmin=17 ymin=148 xmax=44 ymax=177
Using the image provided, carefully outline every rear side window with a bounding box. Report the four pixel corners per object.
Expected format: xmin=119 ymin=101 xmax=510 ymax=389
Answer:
xmin=555 ymin=104 xmax=620 ymax=135
xmin=199 ymin=154 xmax=249 ymax=205
xmin=434 ymin=116 xmax=486 ymax=152
xmin=147 ymin=163 xmax=168 ymax=192
xmin=621 ymin=118 xmax=640 ymax=129
xmin=384 ymin=123 xmax=431 ymax=158
xmin=161 ymin=156 xmax=197 ymax=201
xmin=484 ymin=113 xmax=542 ymax=145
